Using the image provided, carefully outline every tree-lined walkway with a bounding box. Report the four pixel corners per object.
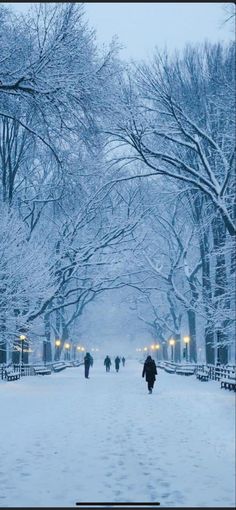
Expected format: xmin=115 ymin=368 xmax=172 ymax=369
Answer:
xmin=0 ymin=360 xmax=235 ymax=507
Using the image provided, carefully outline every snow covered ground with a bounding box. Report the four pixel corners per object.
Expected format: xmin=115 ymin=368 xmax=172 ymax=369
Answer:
xmin=0 ymin=360 xmax=235 ymax=507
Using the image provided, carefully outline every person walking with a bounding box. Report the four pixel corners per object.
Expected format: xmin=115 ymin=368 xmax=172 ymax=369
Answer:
xmin=84 ymin=352 xmax=93 ymax=378
xmin=104 ymin=355 xmax=112 ymax=372
xmin=121 ymin=356 xmax=125 ymax=367
xmin=115 ymin=356 xmax=121 ymax=372
xmin=142 ymin=355 xmax=157 ymax=393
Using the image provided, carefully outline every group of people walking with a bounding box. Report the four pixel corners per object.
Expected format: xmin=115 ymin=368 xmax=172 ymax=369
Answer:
xmin=104 ymin=355 xmax=126 ymax=372
xmin=83 ymin=351 xmax=158 ymax=394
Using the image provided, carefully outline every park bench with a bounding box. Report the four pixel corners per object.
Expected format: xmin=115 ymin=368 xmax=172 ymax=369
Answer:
xmin=156 ymin=362 xmax=165 ymax=369
xmin=5 ymin=368 xmax=20 ymax=381
xmin=34 ymin=366 xmax=51 ymax=375
xmin=52 ymin=363 xmax=67 ymax=373
xmin=176 ymin=367 xmax=195 ymax=376
xmin=72 ymin=361 xmax=84 ymax=367
xmin=220 ymin=376 xmax=236 ymax=391
xmin=164 ymin=366 xmax=176 ymax=374
xmin=196 ymin=370 xmax=209 ymax=381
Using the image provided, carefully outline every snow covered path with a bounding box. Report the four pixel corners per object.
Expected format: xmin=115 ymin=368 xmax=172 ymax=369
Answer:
xmin=0 ymin=360 xmax=235 ymax=507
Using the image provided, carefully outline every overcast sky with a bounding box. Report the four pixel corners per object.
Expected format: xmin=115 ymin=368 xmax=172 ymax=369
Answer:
xmin=3 ymin=2 xmax=233 ymax=60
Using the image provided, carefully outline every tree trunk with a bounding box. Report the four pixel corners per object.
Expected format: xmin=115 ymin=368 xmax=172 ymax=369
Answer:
xmin=212 ymin=216 xmax=228 ymax=365
xmin=187 ymin=309 xmax=197 ymax=362
xmin=174 ymin=333 xmax=181 ymax=363
xmin=44 ymin=312 xmax=52 ymax=363
xmin=199 ymin=230 xmax=215 ymax=365
xmin=162 ymin=341 xmax=168 ymax=360
xmin=205 ymin=324 xmax=215 ymax=365
xmin=0 ymin=318 xmax=7 ymax=364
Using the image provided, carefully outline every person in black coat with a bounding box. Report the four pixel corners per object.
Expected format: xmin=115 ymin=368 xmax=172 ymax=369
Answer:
xmin=122 ymin=357 xmax=125 ymax=366
xmin=142 ymin=355 xmax=157 ymax=393
xmin=84 ymin=352 xmax=92 ymax=378
xmin=104 ymin=355 xmax=112 ymax=372
xmin=115 ymin=356 xmax=121 ymax=372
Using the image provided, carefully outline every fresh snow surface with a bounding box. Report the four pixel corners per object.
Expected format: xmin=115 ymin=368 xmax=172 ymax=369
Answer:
xmin=0 ymin=360 xmax=235 ymax=507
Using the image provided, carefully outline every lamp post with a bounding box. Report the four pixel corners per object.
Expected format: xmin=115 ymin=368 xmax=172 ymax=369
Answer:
xmin=55 ymin=339 xmax=61 ymax=361
xmin=77 ymin=345 xmax=81 ymax=362
xmin=169 ymin=339 xmax=175 ymax=362
xmin=19 ymin=334 xmax=26 ymax=375
xmin=155 ymin=343 xmax=160 ymax=360
xmin=183 ymin=336 xmax=190 ymax=362
xmin=64 ymin=342 xmax=70 ymax=361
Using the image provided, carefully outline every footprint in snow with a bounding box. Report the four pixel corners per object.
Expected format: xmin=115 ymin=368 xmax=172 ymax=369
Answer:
xmin=117 ymin=475 xmax=126 ymax=481
xmin=161 ymin=492 xmax=170 ymax=498
xmin=160 ymin=481 xmax=170 ymax=488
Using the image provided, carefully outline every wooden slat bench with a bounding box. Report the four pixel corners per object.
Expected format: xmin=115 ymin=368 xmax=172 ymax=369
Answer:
xmin=34 ymin=367 xmax=51 ymax=375
xmin=176 ymin=368 xmax=195 ymax=376
xmin=196 ymin=370 xmax=209 ymax=381
xmin=220 ymin=377 xmax=236 ymax=391
xmin=164 ymin=367 xmax=176 ymax=374
xmin=5 ymin=368 xmax=20 ymax=381
xmin=52 ymin=363 xmax=67 ymax=373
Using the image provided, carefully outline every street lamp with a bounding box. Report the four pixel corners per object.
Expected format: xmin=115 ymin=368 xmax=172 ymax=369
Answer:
xmin=169 ymin=339 xmax=175 ymax=362
xmin=55 ymin=339 xmax=61 ymax=361
xmin=19 ymin=334 xmax=26 ymax=375
xmin=143 ymin=347 xmax=148 ymax=352
xmin=76 ymin=345 xmax=82 ymax=361
xmin=64 ymin=342 xmax=71 ymax=360
xmin=72 ymin=343 xmax=77 ymax=360
xmin=155 ymin=344 xmax=160 ymax=359
xmin=183 ymin=336 xmax=190 ymax=362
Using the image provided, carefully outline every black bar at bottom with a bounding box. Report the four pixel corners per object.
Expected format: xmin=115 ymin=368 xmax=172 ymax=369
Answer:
xmin=76 ymin=504 xmax=160 ymax=507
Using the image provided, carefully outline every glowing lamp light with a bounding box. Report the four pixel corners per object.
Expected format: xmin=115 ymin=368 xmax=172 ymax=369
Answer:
xmin=169 ymin=339 xmax=175 ymax=346
xmin=143 ymin=347 xmax=148 ymax=351
xmin=19 ymin=335 xmax=26 ymax=341
xmin=151 ymin=344 xmax=155 ymax=350
xmin=155 ymin=344 xmax=160 ymax=349
xmin=77 ymin=346 xmax=81 ymax=351
xmin=55 ymin=339 xmax=61 ymax=347
xmin=64 ymin=343 xmax=70 ymax=350
xmin=183 ymin=336 xmax=190 ymax=344
xmin=81 ymin=347 xmax=85 ymax=352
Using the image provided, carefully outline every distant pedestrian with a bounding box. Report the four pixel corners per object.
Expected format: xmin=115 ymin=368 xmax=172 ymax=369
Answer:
xmin=142 ymin=355 xmax=157 ymax=394
xmin=122 ymin=357 xmax=125 ymax=367
xmin=104 ymin=355 xmax=112 ymax=372
xmin=84 ymin=352 xmax=93 ymax=378
xmin=115 ymin=356 xmax=121 ymax=372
